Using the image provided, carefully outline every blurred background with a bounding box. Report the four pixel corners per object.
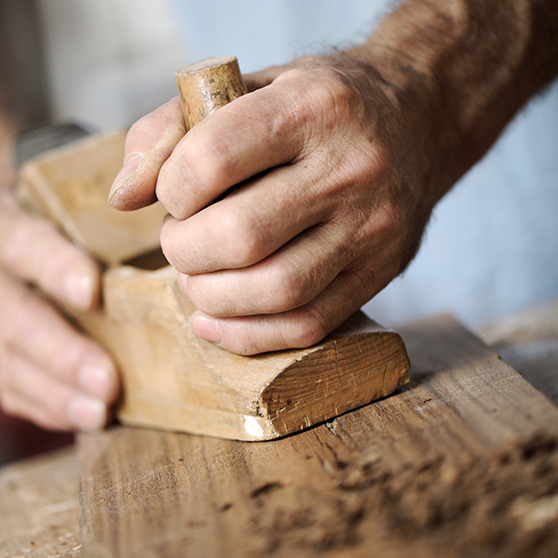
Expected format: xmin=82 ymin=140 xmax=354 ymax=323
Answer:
xmin=1 ymin=0 xmax=557 ymax=465
xmin=0 ymin=0 xmax=190 ymax=466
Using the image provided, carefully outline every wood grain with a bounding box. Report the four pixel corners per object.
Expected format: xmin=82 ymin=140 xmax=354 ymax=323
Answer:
xmin=73 ymin=268 xmax=409 ymax=440
xmin=17 ymin=131 xmax=167 ymax=266
xmin=78 ymin=315 xmax=558 ymax=557
xmin=478 ymin=299 xmax=558 ymax=405
xmin=0 ymin=448 xmax=81 ymax=558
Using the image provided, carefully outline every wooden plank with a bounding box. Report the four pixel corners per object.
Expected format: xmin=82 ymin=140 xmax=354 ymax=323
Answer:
xmin=78 ymin=315 xmax=558 ymax=557
xmin=0 ymin=447 xmax=81 ymax=558
xmin=479 ymin=299 xmax=558 ymax=348
xmin=478 ymin=299 xmax=558 ymax=405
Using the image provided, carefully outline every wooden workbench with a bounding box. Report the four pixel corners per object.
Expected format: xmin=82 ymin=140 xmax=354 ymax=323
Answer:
xmin=1 ymin=301 xmax=558 ymax=558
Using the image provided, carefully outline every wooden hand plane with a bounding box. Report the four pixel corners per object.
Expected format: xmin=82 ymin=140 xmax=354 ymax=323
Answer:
xmin=16 ymin=56 xmax=409 ymax=441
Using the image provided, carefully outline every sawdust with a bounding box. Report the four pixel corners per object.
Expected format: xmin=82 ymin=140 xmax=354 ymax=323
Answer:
xmin=248 ymin=484 xmax=365 ymax=554
xmin=248 ymin=432 xmax=558 ymax=557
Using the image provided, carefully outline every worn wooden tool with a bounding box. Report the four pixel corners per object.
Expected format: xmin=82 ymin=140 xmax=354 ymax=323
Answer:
xmin=16 ymin=55 xmax=410 ymax=441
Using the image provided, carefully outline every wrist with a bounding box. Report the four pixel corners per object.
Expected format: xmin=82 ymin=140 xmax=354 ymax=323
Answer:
xmin=322 ymin=48 xmax=452 ymax=214
xmin=345 ymin=0 xmax=558 ymax=203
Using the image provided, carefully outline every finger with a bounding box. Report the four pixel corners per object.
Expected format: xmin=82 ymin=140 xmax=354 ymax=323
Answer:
xmin=160 ymin=160 xmax=329 ymax=274
xmin=186 ymin=194 xmax=405 ymax=354
xmin=108 ymin=97 xmax=185 ymax=210
xmin=0 ymin=345 xmax=107 ymax=431
xmin=189 ymin=265 xmax=389 ymax=355
xmin=182 ymin=219 xmax=355 ymax=317
xmin=158 ymin=122 xmax=371 ymax=276
xmin=112 ymin=66 xmax=286 ymax=214
xmin=0 ymin=191 xmax=100 ymax=310
xmin=154 ymin=68 xmax=332 ymax=220
xmin=160 ymin=116 xmax=383 ymax=277
xmin=0 ymin=271 xmax=119 ymax=404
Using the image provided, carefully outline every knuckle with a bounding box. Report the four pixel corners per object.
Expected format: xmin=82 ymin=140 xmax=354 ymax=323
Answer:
xmin=160 ymin=219 xmax=189 ymax=272
xmin=333 ymin=138 xmax=392 ymax=202
xmin=271 ymin=66 xmax=362 ymax=156
xmin=185 ymin=276 xmax=222 ymax=316
xmin=182 ymin=127 xmax=234 ymax=189
xmin=306 ymin=68 xmax=361 ymax=125
xmin=160 ymin=218 xmax=208 ymax=275
xmin=355 ymin=141 xmax=392 ymax=184
xmin=218 ymin=209 xmax=268 ymax=267
xmin=155 ymin=164 xmax=193 ymax=220
xmin=288 ymin=310 xmax=328 ymax=348
xmin=264 ymin=261 xmax=313 ymax=313
xmin=154 ymin=165 xmax=181 ymax=216
xmin=377 ymin=197 xmax=407 ymax=237
xmin=157 ymin=126 xmax=238 ymax=220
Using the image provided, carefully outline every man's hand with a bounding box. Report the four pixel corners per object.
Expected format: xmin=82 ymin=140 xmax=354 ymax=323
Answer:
xmin=109 ymin=0 xmax=558 ymax=355
xmin=0 ymin=190 xmax=119 ymax=430
xmin=109 ymin=57 xmax=431 ymax=355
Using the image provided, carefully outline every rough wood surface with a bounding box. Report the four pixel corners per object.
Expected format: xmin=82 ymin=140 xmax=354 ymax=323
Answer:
xmin=78 ymin=315 xmax=558 ymax=558
xmin=478 ymin=300 xmax=558 ymax=406
xmin=0 ymin=448 xmax=81 ymax=558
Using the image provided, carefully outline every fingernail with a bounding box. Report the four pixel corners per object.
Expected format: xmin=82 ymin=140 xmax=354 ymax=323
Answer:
xmin=63 ymin=267 xmax=95 ymax=309
xmin=78 ymin=362 xmax=116 ymax=401
xmin=108 ymin=153 xmax=142 ymax=201
xmin=191 ymin=312 xmax=222 ymax=344
xmin=67 ymin=394 xmax=107 ymax=431
xmin=177 ymin=273 xmax=189 ymax=297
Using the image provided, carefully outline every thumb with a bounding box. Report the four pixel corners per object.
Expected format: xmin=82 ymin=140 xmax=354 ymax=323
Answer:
xmin=109 ymin=97 xmax=185 ymax=211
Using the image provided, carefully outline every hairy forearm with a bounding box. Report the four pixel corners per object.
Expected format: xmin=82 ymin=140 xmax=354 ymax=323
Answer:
xmin=107 ymin=1 xmax=557 ymax=354
xmin=347 ymin=0 xmax=558 ymax=204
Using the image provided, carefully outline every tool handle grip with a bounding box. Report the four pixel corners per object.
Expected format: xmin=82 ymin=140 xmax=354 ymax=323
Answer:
xmin=175 ymin=55 xmax=247 ymax=130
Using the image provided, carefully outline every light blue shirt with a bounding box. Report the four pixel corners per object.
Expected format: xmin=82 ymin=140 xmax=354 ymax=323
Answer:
xmin=173 ymin=0 xmax=558 ymax=328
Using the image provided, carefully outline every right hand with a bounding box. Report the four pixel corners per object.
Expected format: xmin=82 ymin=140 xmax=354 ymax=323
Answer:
xmin=0 ymin=190 xmax=119 ymax=431
xmin=108 ymin=57 xmax=435 ymax=355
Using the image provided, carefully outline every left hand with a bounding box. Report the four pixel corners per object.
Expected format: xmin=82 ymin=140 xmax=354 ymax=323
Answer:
xmin=109 ymin=56 xmax=433 ymax=355
xmin=0 ymin=190 xmax=119 ymax=430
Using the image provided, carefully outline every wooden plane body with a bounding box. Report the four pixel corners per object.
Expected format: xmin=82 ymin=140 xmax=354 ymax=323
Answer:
xmin=17 ymin=130 xmax=409 ymax=441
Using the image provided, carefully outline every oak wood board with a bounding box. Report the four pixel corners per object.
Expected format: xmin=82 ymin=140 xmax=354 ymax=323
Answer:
xmin=479 ymin=299 xmax=558 ymax=406
xmin=0 ymin=447 xmax=81 ymax=558
xmin=78 ymin=314 xmax=558 ymax=558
